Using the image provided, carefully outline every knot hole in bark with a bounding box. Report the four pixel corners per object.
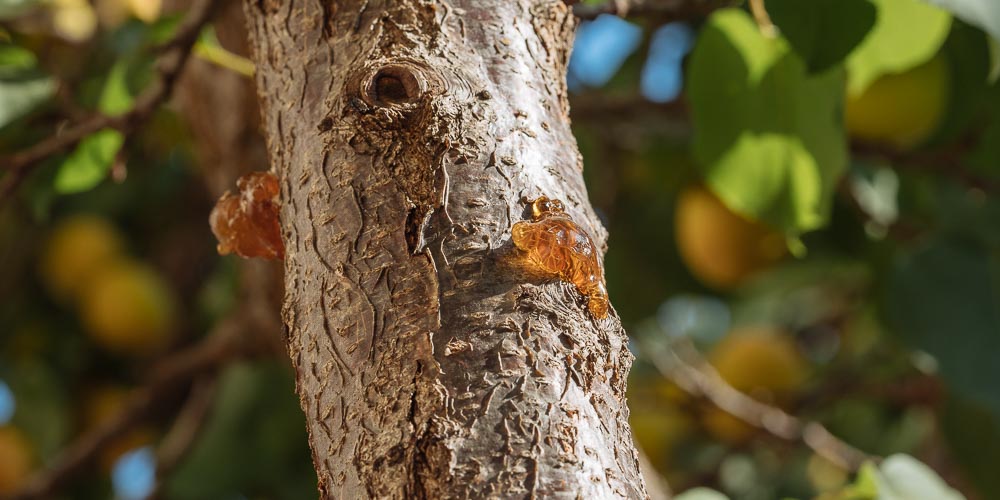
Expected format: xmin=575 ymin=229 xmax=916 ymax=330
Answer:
xmin=365 ymin=65 xmax=423 ymax=107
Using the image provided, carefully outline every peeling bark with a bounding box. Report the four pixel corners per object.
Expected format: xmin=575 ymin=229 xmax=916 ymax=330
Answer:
xmin=243 ymin=1 xmax=646 ymax=497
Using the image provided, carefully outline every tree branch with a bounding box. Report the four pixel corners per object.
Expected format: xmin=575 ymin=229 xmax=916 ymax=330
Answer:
xmin=147 ymin=375 xmax=220 ymax=499
xmin=570 ymin=94 xmax=1000 ymax=195
xmin=851 ymin=138 xmax=1000 ymax=194
xmin=0 ymin=0 xmax=223 ymax=205
xmin=572 ymin=0 xmax=732 ymax=20
xmin=3 ymin=312 xmax=254 ymax=500
xmin=644 ymin=338 xmax=873 ymax=471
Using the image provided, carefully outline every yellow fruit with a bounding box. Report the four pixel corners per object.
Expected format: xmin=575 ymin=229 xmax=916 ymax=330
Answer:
xmin=80 ymin=259 xmax=175 ymax=356
xmin=674 ymin=185 xmax=786 ymax=289
xmin=703 ymin=327 xmax=809 ymax=444
xmin=845 ymin=56 xmax=949 ymax=150
xmin=51 ymin=0 xmax=98 ymax=42
xmin=0 ymin=426 xmax=34 ymax=494
xmin=40 ymin=215 xmax=125 ymax=302
xmin=81 ymin=385 xmax=154 ymax=471
xmin=125 ymin=0 xmax=161 ymax=22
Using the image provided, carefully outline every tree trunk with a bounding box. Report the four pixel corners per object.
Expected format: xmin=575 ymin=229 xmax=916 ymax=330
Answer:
xmin=243 ymin=1 xmax=646 ymax=498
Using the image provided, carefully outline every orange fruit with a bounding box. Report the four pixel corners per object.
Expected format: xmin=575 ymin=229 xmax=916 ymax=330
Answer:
xmin=846 ymin=56 xmax=949 ymax=150
xmin=675 ymin=185 xmax=786 ymax=289
xmin=40 ymin=215 xmax=125 ymax=302
xmin=79 ymin=259 xmax=175 ymax=356
xmin=0 ymin=426 xmax=34 ymax=494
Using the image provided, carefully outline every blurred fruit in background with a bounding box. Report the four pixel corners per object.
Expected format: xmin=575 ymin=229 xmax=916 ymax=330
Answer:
xmin=80 ymin=385 xmax=155 ymax=472
xmin=126 ymin=0 xmax=161 ymax=23
xmin=0 ymin=426 xmax=35 ymax=494
xmin=845 ymin=55 xmax=949 ymax=150
xmin=703 ymin=327 xmax=809 ymax=444
xmin=80 ymin=259 xmax=176 ymax=356
xmin=674 ymin=185 xmax=786 ymax=290
xmin=40 ymin=215 xmax=126 ymax=303
xmin=50 ymin=0 xmax=98 ymax=42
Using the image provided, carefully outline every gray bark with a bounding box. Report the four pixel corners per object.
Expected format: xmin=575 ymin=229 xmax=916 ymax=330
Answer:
xmin=243 ymin=1 xmax=646 ymax=497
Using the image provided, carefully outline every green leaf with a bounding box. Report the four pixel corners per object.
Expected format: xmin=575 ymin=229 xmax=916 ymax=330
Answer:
xmin=928 ymin=21 xmax=992 ymax=146
xmin=844 ymin=462 xmax=881 ymax=498
xmin=675 ymin=487 xmax=730 ymax=500
xmin=0 ymin=44 xmax=54 ymax=128
xmin=847 ymin=0 xmax=951 ymax=94
xmin=925 ymin=0 xmax=1000 ymax=42
xmin=687 ymin=8 xmax=848 ymax=235
xmin=50 ymin=54 xmax=154 ymax=194
xmin=884 ymin=236 xmax=1000 ymax=414
xmin=768 ymin=0 xmax=877 ymax=74
xmin=99 ymin=59 xmax=136 ymax=115
xmin=839 ymin=456 xmax=965 ymax=500
xmin=53 ymin=129 xmax=124 ymax=194
xmin=876 ymin=454 xmax=966 ymax=499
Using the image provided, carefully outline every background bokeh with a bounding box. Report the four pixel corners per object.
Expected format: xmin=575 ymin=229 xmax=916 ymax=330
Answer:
xmin=1 ymin=0 xmax=999 ymax=499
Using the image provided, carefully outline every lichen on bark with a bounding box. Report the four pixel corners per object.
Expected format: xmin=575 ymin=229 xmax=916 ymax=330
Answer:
xmin=243 ymin=0 xmax=647 ymax=497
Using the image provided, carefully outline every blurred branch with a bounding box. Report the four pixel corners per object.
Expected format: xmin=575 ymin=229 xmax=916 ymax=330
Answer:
xmin=570 ymin=94 xmax=1000 ymax=194
xmin=0 ymin=0 xmax=224 ymax=205
xmin=3 ymin=312 xmax=258 ymax=500
xmin=147 ymin=376 xmax=220 ymax=499
xmin=835 ymin=179 xmax=927 ymax=243
xmin=747 ymin=0 xmax=776 ymax=37
xmin=571 ymin=0 xmax=733 ymax=20
xmin=645 ymin=338 xmax=873 ymax=471
xmin=193 ymin=41 xmax=255 ymax=77
xmin=637 ymin=446 xmax=673 ymax=500
xmin=851 ymin=138 xmax=1000 ymax=194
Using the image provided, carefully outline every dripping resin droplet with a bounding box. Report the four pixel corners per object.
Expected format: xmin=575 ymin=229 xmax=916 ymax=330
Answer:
xmin=210 ymin=171 xmax=285 ymax=260
xmin=511 ymin=196 xmax=609 ymax=319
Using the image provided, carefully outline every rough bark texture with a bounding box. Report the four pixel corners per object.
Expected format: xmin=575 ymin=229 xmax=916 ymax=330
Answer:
xmin=243 ymin=1 xmax=645 ymax=498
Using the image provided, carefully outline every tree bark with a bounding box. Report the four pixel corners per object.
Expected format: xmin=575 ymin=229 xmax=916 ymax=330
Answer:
xmin=243 ymin=1 xmax=646 ymax=498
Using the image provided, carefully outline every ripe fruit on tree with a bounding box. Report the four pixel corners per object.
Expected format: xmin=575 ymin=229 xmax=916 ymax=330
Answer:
xmin=674 ymin=185 xmax=786 ymax=290
xmin=0 ymin=426 xmax=34 ymax=494
xmin=79 ymin=259 xmax=176 ymax=356
xmin=845 ymin=56 xmax=949 ymax=150
xmin=40 ymin=214 xmax=125 ymax=302
xmin=702 ymin=327 xmax=809 ymax=444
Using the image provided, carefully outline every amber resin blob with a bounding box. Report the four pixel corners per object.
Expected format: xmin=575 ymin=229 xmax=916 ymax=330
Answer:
xmin=511 ymin=196 xmax=609 ymax=319
xmin=209 ymin=171 xmax=285 ymax=260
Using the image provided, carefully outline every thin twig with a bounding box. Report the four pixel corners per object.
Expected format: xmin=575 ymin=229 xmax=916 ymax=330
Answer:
xmin=3 ymin=313 xmax=251 ymax=500
xmin=747 ymin=0 xmax=776 ymax=37
xmin=147 ymin=375 xmax=220 ymax=499
xmin=570 ymin=94 xmax=1000 ymax=195
xmin=636 ymin=446 xmax=673 ymax=500
xmin=572 ymin=0 xmax=732 ymax=20
xmin=0 ymin=0 xmax=223 ymax=205
xmin=644 ymin=338 xmax=872 ymax=470
xmin=851 ymin=138 xmax=1000 ymax=194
